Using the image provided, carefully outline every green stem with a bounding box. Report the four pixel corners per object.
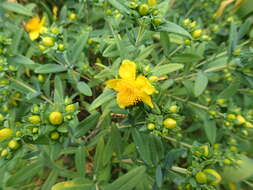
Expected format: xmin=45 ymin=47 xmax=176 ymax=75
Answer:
xmin=9 ymin=77 xmax=53 ymax=105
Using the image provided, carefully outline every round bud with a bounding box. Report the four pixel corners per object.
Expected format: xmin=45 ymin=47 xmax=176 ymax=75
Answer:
xmin=8 ymin=140 xmax=20 ymax=150
xmin=0 ymin=113 xmax=4 ymax=122
xmin=28 ymin=115 xmax=41 ymax=124
xmin=68 ymin=13 xmax=77 ymax=20
xmin=192 ymin=29 xmax=202 ymax=38
xmin=51 ymin=27 xmax=60 ymax=34
xmin=1 ymin=149 xmax=9 ymax=157
xmin=245 ymin=121 xmax=253 ymax=128
xmin=50 ymin=132 xmax=60 ymax=140
xmin=183 ymin=18 xmax=191 ymax=26
xmin=230 ymin=146 xmax=238 ymax=152
xmin=184 ymin=39 xmax=191 ymax=45
xmin=65 ymin=104 xmax=75 ymax=112
xmin=223 ymin=159 xmax=231 ymax=165
xmin=0 ymin=128 xmax=13 ymax=140
xmin=147 ymin=123 xmax=155 ymax=130
xmin=49 ymin=112 xmax=63 ymax=125
xmin=227 ymin=114 xmax=236 ymax=120
xmin=236 ymin=115 xmax=246 ymax=125
xmin=42 ymin=36 xmax=55 ymax=47
xmin=58 ymin=43 xmax=65 ymax=51
xmin=38 ymin=44 xmax=46 ymax=51
xmin=32 ymin=127 xmax=39 ymax=134
xmin=138 ymin=4 xmax=149 ymax=16
xmin=152 ymin=18 xmax=162 ymax=26
xmin=163 ymin=118 xmax=177 ymax=129
xmin=169 ymin=105 xmax=178 ymax=113
xmin=195 ymin=172 xmax=207 ymax=184
xmin=37 ymin=74 xmax=45 ymax=82
xmin=148 ymin=0 xmax=157 ymax=6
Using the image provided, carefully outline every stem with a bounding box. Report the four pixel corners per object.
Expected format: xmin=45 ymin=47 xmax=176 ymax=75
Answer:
xmin=136 ymin=20 xmax=146 ymax=44
xmin=9 ymin=77 xmax=53 ymax=104
xmin=244 ymin=180 xmax=253 ymax=188
xmin=162 ymin=135 xmax=192 ymax=148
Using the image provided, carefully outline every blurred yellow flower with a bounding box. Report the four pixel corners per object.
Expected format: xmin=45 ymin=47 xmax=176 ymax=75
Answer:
xmin=0 ymin=128 xmax=13 ymax=141
xmin=24 ymin=16 xmax=47 ymax=41
xmin=106 ymin=60 xmax=155 ymax=108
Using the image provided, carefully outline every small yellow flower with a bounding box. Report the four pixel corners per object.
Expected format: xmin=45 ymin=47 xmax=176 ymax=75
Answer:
xmin=24 ymin=16 xmax=47 ymax=41
xmin=106 ymin=60 xmax=156 ymax=108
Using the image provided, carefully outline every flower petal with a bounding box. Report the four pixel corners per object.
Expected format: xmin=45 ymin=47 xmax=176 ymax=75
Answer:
xmin=136 ymin=76 xmax=155 ymax=95
xmin=29 ymin=30 xmax=40 ymax=41
xmin=119 ymin=60 xmax=136 ymax=80
xmin=106 ymin=79 xmax=122 ymax=91
xmin=25 ymin=17 xmax=40 ymax=31
xmin=141 ymin=93 xmax=153 ymax=108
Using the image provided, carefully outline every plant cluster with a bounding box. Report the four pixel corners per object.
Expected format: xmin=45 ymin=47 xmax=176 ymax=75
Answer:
xmin=0 ymin=0 xmax=253 ymax=190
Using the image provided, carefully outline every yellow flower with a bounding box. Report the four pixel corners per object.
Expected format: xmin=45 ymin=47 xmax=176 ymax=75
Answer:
xmin=24 ymin=16 xmax=47 ymax=41
xmin=106 ymin=60 xmax=155 ymax=108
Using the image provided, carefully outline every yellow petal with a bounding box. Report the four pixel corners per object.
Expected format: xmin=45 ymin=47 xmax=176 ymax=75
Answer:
xmin=136 ymin=76 xmax=155 ymax=95
xmin=141 ymin=93 xmax=153 ymax=108
xmin=106 ymin=79 xmax=122 ymax=91
xmin=25 ymin=17 xmax=40 ymax=31
xmin=116 ymin=88 xmax=140 ymax=108
xmin=29 ymin=30 xmax=40 ymax=41
xmin=119 ymin=60 xmax=136 ymax=80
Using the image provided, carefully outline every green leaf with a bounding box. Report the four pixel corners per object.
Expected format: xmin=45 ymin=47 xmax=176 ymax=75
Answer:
xmin=8 ymin=55 xmax=38 ymax=69
xmin=160 ymin=32 xmax=170 ymax=56
xmin=35 ymin=64 xmax=67 ymax=74
xmin=104 ymin=166 xmax=146 ymax=190
xmin=6 ymin=161 xmax=43 ymax=185
xmin=155 ymin=165 xmax=163 ymax=188
xmin=222 ymin=155 xmax=253 ymax=182
xmin=75 ymin=146 xmax=86 ymax=177
xmin=237 ymin=0 xmax=253 ymax=18
xmin=151 ymin=64 xmax=184 ymax=77
xmin=108 ymin=0 xmax=130 ymax=14
xmin=77 ymin=81 xmax=92 ymax=96
xmin=131 ymin=129 xmax=152 ymax=165
xmin=89 ymin=89 xmax=115 ymax=111
xmin=218 ymin=79 xmax=240 ymax=99
xmin=51 ymin=179 xmax=95 ymax=190
xmin=54 ymin=75 xmax=64 ymax=105
xmin=172 ymin=53 xmax=202 ymax=63
xmin=158 ymin=21 xmax=192 ymax=38
xmin=74 ymin=112 xmax=100 ymax=138
xmin=41 ymin=170 xmax=58 ymax=190
xmin=194 ymin=71 xmax=208 ymax=97
xmin=228 ymin=22 xmax=238 ymax=57
xmin=69 ymin=32 xmax=89 ymax=64
xmin=1 ymin=2 xmax=33 ymax=16
xmin=203 ymin=119 xmax=216 ymax=144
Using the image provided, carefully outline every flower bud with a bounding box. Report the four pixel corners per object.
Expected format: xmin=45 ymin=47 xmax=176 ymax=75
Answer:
xmin=236 ymin=115 xmax=246 ymax=125
xmin=138 ymin=4 xmax=149 ymax=16
xmin=58 ymin=43 xmax=65 ymax=51
xmin=192 ymin=29 xmax=202 ymax=38
xmin=0 ymin=128 xmax=13 ymax=141
xmin=8 ymin=140 xmax=20 ymax=150
xmin=148 ymin=0 xmax=156 ymax=6
xmin=169 ymin=105 xmax=178 ymax=113
xmin=50 ymin=131 xmax=60 ymax=140
xmin=147 ymin=123 xmax=155 ymax=130
xmin=42 ymin=36 xmax=55 ymax=47
xmin=65 ymin=104 xmax=75 ymax=112
xmin=195 ymin=172 xmax=207 ymax=184
xmin=28 ymin=115 xmax=41 ymax=124
xmin=163 ymin=118 xmax=177 ymax=129
xmin=49 ymin=112 xmax=63 ymax=125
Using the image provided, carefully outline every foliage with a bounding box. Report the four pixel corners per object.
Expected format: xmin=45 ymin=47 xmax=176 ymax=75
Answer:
xmin=0 ymin=0 xmax=253 ymax=190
